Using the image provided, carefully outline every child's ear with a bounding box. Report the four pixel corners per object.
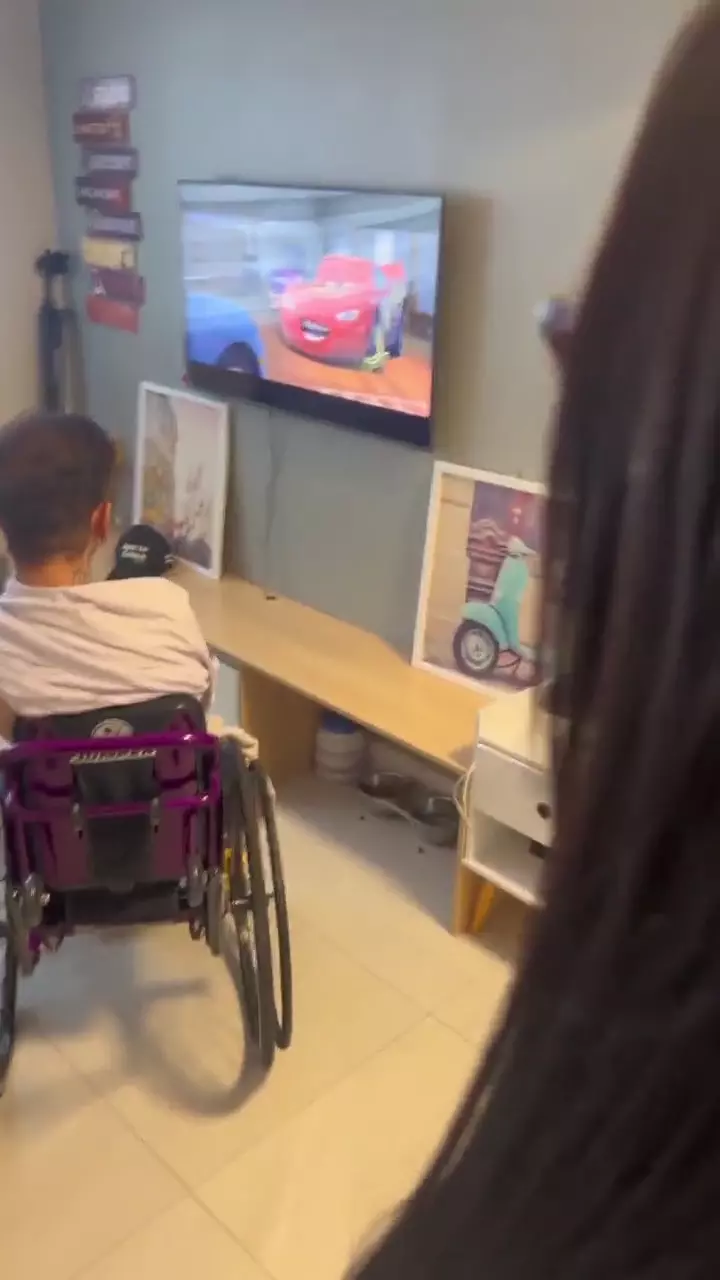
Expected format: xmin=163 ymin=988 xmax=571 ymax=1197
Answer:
xmin=91 ymin=501 xmax=113 ymax=544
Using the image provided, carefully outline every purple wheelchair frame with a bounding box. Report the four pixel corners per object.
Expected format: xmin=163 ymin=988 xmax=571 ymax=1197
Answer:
xmin=0 ymin=720 xmax=292 ymax=1093
xmin=2 ymin=729 xmax=221 ymax=906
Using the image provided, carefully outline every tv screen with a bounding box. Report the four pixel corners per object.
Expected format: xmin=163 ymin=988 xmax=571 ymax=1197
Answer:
xmin=179 ymin=182 xmax=444 ymax=449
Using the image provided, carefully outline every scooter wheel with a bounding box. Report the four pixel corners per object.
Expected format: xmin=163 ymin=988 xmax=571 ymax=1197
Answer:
xmin=453 ymin=620 xmax=500 ymax=679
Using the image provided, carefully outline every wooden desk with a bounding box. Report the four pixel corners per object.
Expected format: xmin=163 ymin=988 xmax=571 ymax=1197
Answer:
xmin=176 ymin=569 xmax=490 ymax=930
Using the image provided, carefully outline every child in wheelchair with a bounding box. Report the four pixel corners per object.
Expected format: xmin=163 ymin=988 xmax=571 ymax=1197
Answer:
xmin=0 ymin=416 xmax=291 ymax=1085
xmin=0 ymin=412 xmax=215 ymax=739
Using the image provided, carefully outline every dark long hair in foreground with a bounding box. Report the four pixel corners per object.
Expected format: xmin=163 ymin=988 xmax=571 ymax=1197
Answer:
xmin=353 ymin=6 xmax=720 ymax=1278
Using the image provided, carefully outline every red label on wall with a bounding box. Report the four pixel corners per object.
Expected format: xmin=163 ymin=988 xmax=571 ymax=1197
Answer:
xmin=76 ymin=176 xmax=132 ymax=214
xmin=86 ymin=292 xmax=140 ymax=333
xmin=73 ymin=110 xmax=131 ymax=144
xmin=90 ymin=267 xmax=146 ymax=306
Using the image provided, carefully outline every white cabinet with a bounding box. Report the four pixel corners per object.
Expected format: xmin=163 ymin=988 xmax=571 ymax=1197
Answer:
xmin=473 ymin=746 xmax=551 ymax=847
xmin=465 ymin=690 xmax=551 ymax=908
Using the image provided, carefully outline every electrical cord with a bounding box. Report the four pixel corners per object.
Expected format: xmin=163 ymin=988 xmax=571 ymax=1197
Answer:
xmin=453 ymin=762 xmax=475 ymax=867
xmin=452 ymin=762 xmax=474 ymax=825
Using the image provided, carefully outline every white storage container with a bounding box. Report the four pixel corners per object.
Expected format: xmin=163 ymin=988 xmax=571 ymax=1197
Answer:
xmin=315 ymin=712 xmax=366 ymax=785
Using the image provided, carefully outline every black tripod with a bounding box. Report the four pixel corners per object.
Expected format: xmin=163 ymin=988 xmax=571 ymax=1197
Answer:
xmin=36 ymin=250 xmax=73 ymax=412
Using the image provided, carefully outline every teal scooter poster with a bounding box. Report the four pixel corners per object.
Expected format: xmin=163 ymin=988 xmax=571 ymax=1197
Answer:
xmin=412 ymin=463 xmax=545 ymax=692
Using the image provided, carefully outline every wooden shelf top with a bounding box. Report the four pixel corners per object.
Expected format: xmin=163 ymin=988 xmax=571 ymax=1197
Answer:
xmin=177 ymin=568 xmax=489 ymax=774
xmin=477 ymin=687 xmax=549 ymax=770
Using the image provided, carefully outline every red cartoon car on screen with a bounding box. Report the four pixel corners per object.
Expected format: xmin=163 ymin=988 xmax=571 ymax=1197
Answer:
xmin=279 ymin=254 xmax=407 ymax=368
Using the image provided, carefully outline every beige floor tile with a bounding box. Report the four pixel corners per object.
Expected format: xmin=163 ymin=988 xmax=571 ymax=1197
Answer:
xmin=199 ymin=1018 xmax=476 ymax=1280
xmin=276 ymin=782 xmax=520 ymax=1015
xmin=0 ymin=1024 xmax=93 ymax=1149
xmin=77 ymin=1198 xmax=271 ymax=1280
xmin=2 ymin=776 xmax=520 ymax=1280
xmin=33 ymin=916 xmax=423 ymax=1187
xmin=0 ymin=1042 xmax=184 ymax=1280
xmin=436 ymin=895 xmax=527 ymax=1045
xmin=437 ymin=953 xmax=513 ymax=1046
xmin=23 ymin=924 xmax=246 ymax=1097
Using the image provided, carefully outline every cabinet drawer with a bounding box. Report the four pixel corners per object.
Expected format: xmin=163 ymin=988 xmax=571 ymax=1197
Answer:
xmin=473 ymin=745 xmax=552 ymax=846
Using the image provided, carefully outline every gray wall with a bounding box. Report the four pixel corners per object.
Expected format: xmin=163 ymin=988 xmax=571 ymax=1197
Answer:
xmin=0 ymin=0 xmax=55 ymax=420
xmin=40 ymin=0 xmax=690 ymax=648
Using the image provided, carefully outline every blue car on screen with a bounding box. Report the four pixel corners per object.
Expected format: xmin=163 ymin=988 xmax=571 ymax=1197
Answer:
xmin=185 ymin=292 xmax=266 ymax=377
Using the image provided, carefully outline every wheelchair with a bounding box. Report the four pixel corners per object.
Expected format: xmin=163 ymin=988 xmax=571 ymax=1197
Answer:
xmin=0 ymin=695 xmax=293 ymax=1096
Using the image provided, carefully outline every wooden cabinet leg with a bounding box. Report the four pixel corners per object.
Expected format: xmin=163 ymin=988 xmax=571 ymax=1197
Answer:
xmin=453 ymin=865 xmax=496 ymax=935
xmin=453 ymin=861 xmax=478 ymax=934
xmin=239 ymin=666 xmax=321 ymax=787
xmin=471 ymin=881 xmax=496 ymax=933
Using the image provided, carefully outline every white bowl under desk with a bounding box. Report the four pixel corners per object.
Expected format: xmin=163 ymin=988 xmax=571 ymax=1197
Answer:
xmin=466 ymin=689 xmax=552 ymax=911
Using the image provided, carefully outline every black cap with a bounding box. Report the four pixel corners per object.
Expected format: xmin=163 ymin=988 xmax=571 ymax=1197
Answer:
xmin=108 ymin=524 xmax=175 ymax=580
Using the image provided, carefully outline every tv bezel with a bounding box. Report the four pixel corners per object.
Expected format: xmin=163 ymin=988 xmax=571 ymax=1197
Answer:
xmin=179 ymin=179 xmax=445 ymax=450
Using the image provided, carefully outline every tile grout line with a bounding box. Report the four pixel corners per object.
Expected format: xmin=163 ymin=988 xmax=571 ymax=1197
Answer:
xmin=63 ymin=1204 xmax=176 ymax=1280
xmin=41 ymin=1028 xmax=199 ymax=1273
xmin=187 ymin=1200 xmax=280 ymax=1280
xmin=38 ymin=1083 xmax=188 ymax=1280
xmin=288 ymin=900 xmax=481 ymax=1031
xmin=432 ymin=1010 xmax=491 ymax=1051
xmin=194 ymin=1010 xmax=435 ymax=1191
xmin=63 ymin=1014 xmax=431 ymax=1279
xmin=45 ymin=962 xmax=428 ymax=1213
xmin=34 ymin=903 xmax=482 ymax=1276
xmin=47 ymin=1032 xmax=266 ymax=1280
xmin=188 ymin=1015 xmax=439 ymax=1272
xmin=192 ymin=1012 xmax=479 ymax=1278
xmin=65 ymin=1194 xmax=277 ymax=1280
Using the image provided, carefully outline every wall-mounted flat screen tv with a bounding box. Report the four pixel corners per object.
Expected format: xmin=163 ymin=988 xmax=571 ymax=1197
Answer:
xmin=179 ymin=182 xmax=444 ymax=449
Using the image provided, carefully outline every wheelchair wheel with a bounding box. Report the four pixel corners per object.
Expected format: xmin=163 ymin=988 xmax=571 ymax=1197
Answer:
xmin=255 ymin=766 xmax=293 ymax=1051
xmin=0 ymin=920 xmax=18 ymax=1097
xmin=221 ymin=743 xmax=277 ymax=1070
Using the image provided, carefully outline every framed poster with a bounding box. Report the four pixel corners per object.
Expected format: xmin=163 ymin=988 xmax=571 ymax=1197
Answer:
xmin=134 ymin=383 xmax=229 ymax=579
xmin=413 ymin=462 xmax=545 ymax=693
